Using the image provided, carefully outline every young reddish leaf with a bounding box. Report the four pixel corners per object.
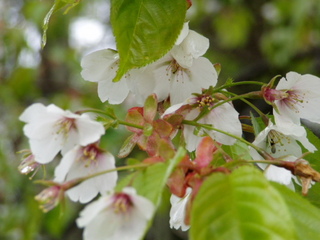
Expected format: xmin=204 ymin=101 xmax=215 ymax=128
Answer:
xmin=126 ymin=107 xmax=144 ymax=133
xmin=194 ymin=137 xmax=218 ymax=168
xmin=153 ymin=119 xmax=173 ymax=138
xmin=143 ymin=94 xmax=158 ymax=122
xmin=156 ymin=138 xmax=176 ymax=160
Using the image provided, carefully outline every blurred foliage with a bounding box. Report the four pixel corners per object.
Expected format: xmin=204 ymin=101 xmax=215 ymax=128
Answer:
xmin=1 ymin=0 xmax=320 ymax=239
xmin=189 ymin=0 xmax=320 ymax=85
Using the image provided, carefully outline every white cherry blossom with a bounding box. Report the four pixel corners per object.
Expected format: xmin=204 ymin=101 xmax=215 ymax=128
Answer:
xmin=149 ymin=54 xmax=217 ymax=105
xmin=250 ymin=121 xmax=315 ymax=159
xmin=169 ymin=187 xmax=191 ymax=231
xmin=19 ymin=103 xmax=105 ymax=164
xmin=144 ymin=28 xmax=216 ymax=105
xmin=54 ymin=144 xmax=117 ymax=203
xmin=130 ymin=22 xmax=209 ymax=105
xmin=77 ymin=187 xmax=154 ymax=240
xmin=81 ymin=23 xmax=216 ymax=106
xmin=264 ymin=72 xmax=320 ymax=133
xmin=249 ymin=121 xmax=316 ymax=189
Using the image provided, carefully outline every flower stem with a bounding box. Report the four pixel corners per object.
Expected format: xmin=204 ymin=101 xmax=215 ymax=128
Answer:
xmin=212 ymin=92 xmax=260 ymax=110
xmin=76 ymin=163 xmax=149 ymax=184
xmin=221 ymin=90 xmax=268 ymax=120
xmin=34 ymin=163 xmax=149 ymax=189
xmin=77 ymin=108 xmax=112 ymax=117
xmin=117 ymin=120 xmax=144 ymax=129
xmin=215 ymin=81 xmax=264 ymax=93
xmin=77 ymin=108 xmax=144 ymax=130
xmin=182 ymin=120 xmax=272 ymax=159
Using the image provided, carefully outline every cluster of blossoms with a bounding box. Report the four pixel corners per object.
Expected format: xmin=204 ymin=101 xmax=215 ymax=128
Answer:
xmin=253 ymin=72 xmax=320 ymax=191
xmin=18 ymin=17 xmax=320 ymax=240
xmin=81 ymin=22 xmax=217 ymax=106
xmin=19 ymin=103 xmax=117 ymax=204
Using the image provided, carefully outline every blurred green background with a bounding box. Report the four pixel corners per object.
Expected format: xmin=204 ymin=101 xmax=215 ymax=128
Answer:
xmin=1 ymin=0 xmax=320 ymax=239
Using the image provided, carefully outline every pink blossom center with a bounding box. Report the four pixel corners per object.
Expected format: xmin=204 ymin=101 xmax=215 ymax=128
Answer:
xmin=281 ymin=90 xmax=306 ymax=112
xmin=263 ymin=88 xmax=289 ymax=102
xmin=112 ymin=193 xmax=133 ymax=214
xmin=80 ymin=144 xmax=102 ymax=167
xmin=56 ymin=117 xmax=77 ymax=137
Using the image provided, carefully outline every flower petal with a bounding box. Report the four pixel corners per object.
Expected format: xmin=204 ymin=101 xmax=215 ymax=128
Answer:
xmin=19 ymin=103 xmax=47 ymax=123
xmin=126 ymin=67 xmax=159 ymax=105
xmin=276 ymin=72 xmax=300 ymax=90
xmin=81 ymin=49 xmax=130 ymax=104
xmin=29 ymin=136 xmax=63 ymax=164
xmin=189 ymin=57 xmax=218 ymax=89
xmin=82 ymin=209 xmax=121 ymax=240
xmin=175 ymin=22 xmax=189 ymax=45
xmin=76 ymin=195 xmax=113 ymax=227
xmin=265 ymin=165 xmax=293 ymax=187
xmin=54 ymin=146 xmax=79 ymax=182
xmin=81 ymin=49 xmax=118 ymax=83
xmin=76 ymin=115 xmax=105 ymax=146
xmin=97 ymin=76 xmax=129 ymax=104
xmin=129 ymin=188 xmax=154 ymax=220
xmin=64 ymin=150 xmax=117 ymax=203
xmin=169 ymin=187 xmax=191 ymax=231
xmin=172 ymin=30 xmax=209 ymax=68
xmin=203 ymin=102 xmax=241 ymax=145
xmin=184 ymin=109 xmax=202 ymax=151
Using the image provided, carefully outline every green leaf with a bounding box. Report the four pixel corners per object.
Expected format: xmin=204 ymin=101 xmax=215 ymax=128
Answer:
xmin=134 ymin=147 xmax=186 ymax=206
xmin=190 ymin=166 xmax=296 ymax=240
xmin=126 ymin=158 xmax=141 ymax=166
xmin=143 ymin=123 xmax=153 ymax=137
xmin=117 ymin=147 xmax=186 ymax=206
xmin=225 ymin=77 xmax=234 ymax=85
xmin=222 ymin=140 xmax=252 ymax=161
xmin=250 ymin=114 xmax=270 ymax=137
xmin=110 ymin=0 xmax=187 ymax=82
xmin=296 ymin=182 xmax=320 ymax=209
xmin=250 ymin=112 xmax=262 ymax=136
xmin=303 ymin=126 xmax=320 ymax=172
xmin=271 ymin=182 xmax=320 ymax=240
xmin=42 ymin=0 xmax=80 ymax=47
